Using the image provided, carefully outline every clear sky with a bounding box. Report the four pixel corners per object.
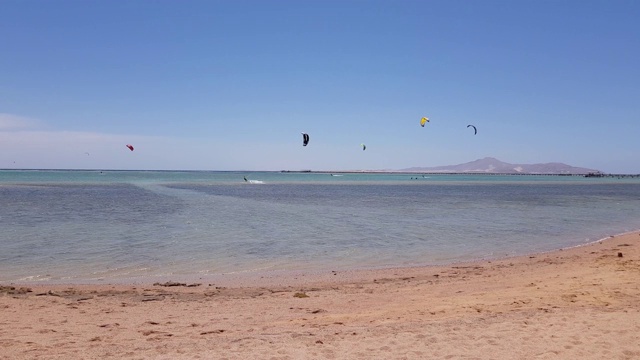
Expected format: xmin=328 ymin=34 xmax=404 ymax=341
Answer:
xmin=1 ymin=0 xmax=639 ymax=173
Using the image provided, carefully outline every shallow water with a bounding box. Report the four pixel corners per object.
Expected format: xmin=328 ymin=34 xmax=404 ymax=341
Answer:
xmin=1 ymin=170 xmax=639 ymax=283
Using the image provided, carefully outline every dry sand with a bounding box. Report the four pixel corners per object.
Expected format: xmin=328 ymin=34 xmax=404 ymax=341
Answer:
xmin=1 ymin=232 xmax=639 ymax=359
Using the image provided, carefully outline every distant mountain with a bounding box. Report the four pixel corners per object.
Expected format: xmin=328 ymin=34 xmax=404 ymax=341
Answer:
xmin=400 ymin=157 xmax=600 ymax=175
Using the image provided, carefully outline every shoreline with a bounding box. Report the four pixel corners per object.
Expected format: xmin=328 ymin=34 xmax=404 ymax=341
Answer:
xmin=2 ymin=231 xmax=639 ymax=358
xmin=3 ymin=230 xmax=637 ymax=288
xmin=3 ymin=230 xmax=638 ymax=289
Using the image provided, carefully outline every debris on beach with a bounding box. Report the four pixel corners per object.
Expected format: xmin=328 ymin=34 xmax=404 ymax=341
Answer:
xmin=153 ymin=282 xmax=201 ymax=287
xmin=200 ymin=330 xmax=225 ymax=335
xmin=0 ymin=286 xmax=32 ymax=295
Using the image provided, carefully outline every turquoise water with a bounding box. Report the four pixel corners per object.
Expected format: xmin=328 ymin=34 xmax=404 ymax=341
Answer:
xmin=1 ymin=170 xmax=639 ymax=283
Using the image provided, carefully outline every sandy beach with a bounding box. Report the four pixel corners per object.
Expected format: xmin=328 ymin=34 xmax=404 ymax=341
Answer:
xmin=1 ymin=232 xmax=639 ymax=360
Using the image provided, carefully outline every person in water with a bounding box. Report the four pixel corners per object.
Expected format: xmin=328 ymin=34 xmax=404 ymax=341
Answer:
xmin=243 ymin=176 xmax=248 ymax=182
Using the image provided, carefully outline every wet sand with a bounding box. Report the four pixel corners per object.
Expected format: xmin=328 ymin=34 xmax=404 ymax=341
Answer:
xmin=1 ymin=232 xmax=639 ymax=359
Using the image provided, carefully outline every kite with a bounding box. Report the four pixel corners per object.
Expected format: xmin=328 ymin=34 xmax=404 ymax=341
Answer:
xmin=467 ymin=125 xmax=477 ymax=135
xmin=126 ymin=144 xmax=134 ymax=151
xmin=361 ymin=143 xmax=366 ymax=151
xmin=301 ymin=132 xmax=309 ymax=146
xmin=420 ymin=117 xmax=429 ymax=127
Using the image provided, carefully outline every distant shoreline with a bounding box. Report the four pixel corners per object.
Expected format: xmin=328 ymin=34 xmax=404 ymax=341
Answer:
xmin=280 ymin=170 xmax=640 ymax=177
xmin=2 ymin=168 xmax=639 ymax=177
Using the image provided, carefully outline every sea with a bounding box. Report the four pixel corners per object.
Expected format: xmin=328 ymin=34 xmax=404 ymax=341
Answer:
xmin=1 ymin=170 xmax=640 ymax=284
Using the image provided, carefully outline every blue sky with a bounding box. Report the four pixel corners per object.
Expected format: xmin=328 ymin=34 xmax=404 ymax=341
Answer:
xmin=1 ymin=0 xmax=639 ymax=172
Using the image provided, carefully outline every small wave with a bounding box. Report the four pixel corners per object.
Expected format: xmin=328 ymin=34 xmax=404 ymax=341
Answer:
xmin=17 ymin=274 xmax=52 ymax=282
xmin=248 ymin=180 xmax=265 ymax=184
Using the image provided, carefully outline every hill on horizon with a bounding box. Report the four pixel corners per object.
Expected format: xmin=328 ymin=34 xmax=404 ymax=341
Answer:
xmin=399 ymin=157 xmax=600 ymax=175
